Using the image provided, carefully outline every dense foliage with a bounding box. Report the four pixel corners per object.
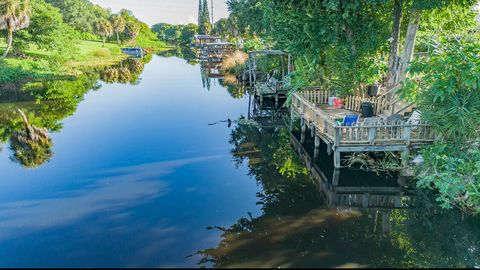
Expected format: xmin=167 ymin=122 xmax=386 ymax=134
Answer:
xmin=400 ymin=37 xmax=480 ymax=213
xmin=152 ymin=23 xmax=199 ymax=45
xmin=224 ymin=0 xmax=478 ymax=95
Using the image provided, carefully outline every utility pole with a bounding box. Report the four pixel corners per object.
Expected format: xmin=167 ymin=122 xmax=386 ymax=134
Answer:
xmin=211 ymin=0 xmax=214 ymax=25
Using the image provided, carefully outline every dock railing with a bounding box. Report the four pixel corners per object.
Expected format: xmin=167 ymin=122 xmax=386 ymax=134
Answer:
xmin=291 ymin=88 xmax=435 ymax=148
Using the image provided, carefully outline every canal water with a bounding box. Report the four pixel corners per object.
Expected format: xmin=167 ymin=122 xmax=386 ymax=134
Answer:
xmin=0 ymin=53 xmax=479 ymax=268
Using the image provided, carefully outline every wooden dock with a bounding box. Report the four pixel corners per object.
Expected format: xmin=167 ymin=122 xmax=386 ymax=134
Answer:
xmin=254 ymin=82 xmax=288 ymax=109
xmin=246 ymin=50 xmax=292 ymax=109
xmin=291 ymin=88 xmax=435 ymax=168
xmin=197 ymin=42 xmax=233 ymax=62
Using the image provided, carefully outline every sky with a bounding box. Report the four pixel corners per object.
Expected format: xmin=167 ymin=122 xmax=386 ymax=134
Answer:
xmin=90 ymin=0 xmax=229 ymax=26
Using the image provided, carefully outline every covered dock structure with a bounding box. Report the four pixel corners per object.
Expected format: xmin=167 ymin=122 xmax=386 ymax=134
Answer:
xmin=246 ymin=50 xmax=293 ymax=109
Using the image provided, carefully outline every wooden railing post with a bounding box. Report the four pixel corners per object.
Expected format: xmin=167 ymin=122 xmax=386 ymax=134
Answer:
xmin=403 ymin=125 xmax=412 ymax=145
xmin=368 ymin=127 xmax=376 ymax=145
xmin=334 ymin=127 xmax=341 ymax=147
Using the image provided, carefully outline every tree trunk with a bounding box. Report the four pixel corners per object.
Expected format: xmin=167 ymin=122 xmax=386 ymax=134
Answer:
xmin=102 ymin=37 xmax=106 ymax=47
xmin=387 ymin=0 xmax=403 ymax=89
xmin=345 ymin=26 xmax=357 ymax=59
xmin=398 ymin=9 xmax=421 ymax=84
xmin=116 ymin=32 xmax=120 ymax=45
xmin=2 ymin=20 xmax=14 ymax=58
xmin=387 ymin=8 xmax=421 ymax=103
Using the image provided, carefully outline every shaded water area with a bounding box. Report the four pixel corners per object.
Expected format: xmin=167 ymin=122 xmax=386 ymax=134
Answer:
xmin=0 ymin=51 xmax=479 ymax=267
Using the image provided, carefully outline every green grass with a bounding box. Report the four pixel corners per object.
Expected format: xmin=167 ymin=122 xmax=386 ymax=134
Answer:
xmin=0 ymin=39 xmax=127 ymax=89
xmin=68 ymin=40 xmax=126 ymax=71
xmin=0 ymin=39 xmax=127 ymax=82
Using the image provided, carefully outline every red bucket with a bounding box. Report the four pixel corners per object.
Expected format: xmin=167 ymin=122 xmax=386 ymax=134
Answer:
xmin=334 ymin=98 xmax=344 ymax=109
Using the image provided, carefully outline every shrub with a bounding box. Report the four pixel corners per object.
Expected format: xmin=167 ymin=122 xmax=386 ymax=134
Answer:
xmin=92 ymin=48 xmax=111 ymax=58
xmin=220 ymin=50 xmax=248 ymax=75
xmin=401 ymin=37 xmax=480 ymax=141
xmin=416 ymin=142 xmax=480 ymax=214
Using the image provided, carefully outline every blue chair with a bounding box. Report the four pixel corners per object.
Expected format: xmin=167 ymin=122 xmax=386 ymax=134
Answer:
xmin=343 ymin=114 xmax=359 ymax=126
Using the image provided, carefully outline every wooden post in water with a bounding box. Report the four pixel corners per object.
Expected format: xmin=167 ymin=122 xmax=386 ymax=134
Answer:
xmin=314 ymin=136 xmax=320 ymax=159
xmin=289 ymin=109 xmax=294 ymax=131
xmin=382 ymin=210 xmax=391 ymax=233
xmin=333 ymin=151 xmax=341 ymax=168
xmin=288 ymin=54 xmax=292 ymax=73
xmin=401 ymin=148 xmax=410 ymax=168
xmin=327 ymin=143 xmax=333 ymax=156
xmin=301 ymin=118 xmax=306 ymax=144
xmin=248 ymin=56 xmax=253 ymax=86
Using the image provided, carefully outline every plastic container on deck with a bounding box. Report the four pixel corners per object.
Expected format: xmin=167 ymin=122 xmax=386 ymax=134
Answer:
xmin=328 ymin=96 xmax=337 ymax=106
xmin=361 ymin=102 xmax=374 ymax=117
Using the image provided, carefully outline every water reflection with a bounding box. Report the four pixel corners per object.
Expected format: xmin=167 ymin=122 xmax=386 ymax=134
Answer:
xmin=0 ymin=52 xmax=479 ymax=267
xmin=101 ymin=57 xmax=152 ymax=85
xmin=10 ymin=109 xmax=53 ymax=168
xmin=194 ymin=108 xmax=480 ymax=268
xmin=0 ymin=156 xmax=216 ymax=241
xmin=0 ymin=57 xmax=152 ymax=168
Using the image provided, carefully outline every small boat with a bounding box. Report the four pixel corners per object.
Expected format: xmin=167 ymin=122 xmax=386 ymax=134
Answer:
xmin=121 ymin=47 xmax=146 ymax=58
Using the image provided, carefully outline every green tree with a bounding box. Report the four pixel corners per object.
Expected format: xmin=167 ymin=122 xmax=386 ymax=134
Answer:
xmin=180 ymin=23 xmax=198 ymax=44
xmin=95 ymin=18 xmax=113 ymax=47
xmin=0 ymin=0 xmax=31 ymax=58
xmin=45 ymin=0 xmax=97 ymax=34
xmin=213 ymin=18 xmax=229 ymax=38
xmin=111 ymin=15 xmax=126 ymax=45
xmin=14 ymin=0 xmax=76 ymax=61
xmin=198 ymin=0 xmax=211 ymax=34
xmin=124 ymin=20 xmax=140 ymax=42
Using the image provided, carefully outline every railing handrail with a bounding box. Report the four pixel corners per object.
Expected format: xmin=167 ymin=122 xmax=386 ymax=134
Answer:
xmin=291 ymin=91 xmax=434 ymax=146
xmin=296 ymin=88 xmax=399 ymax=116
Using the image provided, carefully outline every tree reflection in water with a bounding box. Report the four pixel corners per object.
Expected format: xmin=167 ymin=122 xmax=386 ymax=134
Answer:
xmin=194 ymin=119 xmax=480 ymax=268
xmin=10 ymin=109 xmax=53 ymax=168
xmin=0 ymin=56 xmax=151 ymax=168
xmin=101 ymin=57 xmax=151 ymax=85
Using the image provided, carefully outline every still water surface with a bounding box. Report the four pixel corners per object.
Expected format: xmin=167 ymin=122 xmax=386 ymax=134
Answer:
xmin=0 ymin=54 xmax=479 ymax=268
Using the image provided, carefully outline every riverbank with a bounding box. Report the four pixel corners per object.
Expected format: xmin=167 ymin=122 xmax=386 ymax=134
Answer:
xmin=0 ymin=40 xmax=161 ymax=88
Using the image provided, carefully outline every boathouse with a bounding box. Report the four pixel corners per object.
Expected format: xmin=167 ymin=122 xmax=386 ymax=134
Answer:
xmin=246 ymin=50 xmax=293 ymax=109
xmin=193 ymin=35 xmax=222 ymax=48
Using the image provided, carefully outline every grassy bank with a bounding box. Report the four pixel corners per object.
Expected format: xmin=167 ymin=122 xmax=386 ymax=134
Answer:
xmin=0 ymin=40 xmax=128 ymax=86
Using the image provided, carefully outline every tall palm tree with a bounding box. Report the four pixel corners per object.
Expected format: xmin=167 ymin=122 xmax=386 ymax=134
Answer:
xmin=95 ymin=18 xmax=113 ymax=47
xmin=0 ymin=0 xmax=31 ymax=58
xmin=111 ymin=15 xmax=126 ymax=45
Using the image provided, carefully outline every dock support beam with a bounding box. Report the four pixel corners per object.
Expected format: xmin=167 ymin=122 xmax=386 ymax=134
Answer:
xmin=327 ymin=143 xmax=333 ymax=156
xmin=300 ymin=118 xmax=306 ymax=143
xmin=289 ymin=110 xmax=294 ymax=131
xmin=333 ymin=151 xmax=341 ymax=168
xmin=314 ymin=136 xmax=320 ymax=159
xmin=401 ymin=149 xmax=410 ymax=168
